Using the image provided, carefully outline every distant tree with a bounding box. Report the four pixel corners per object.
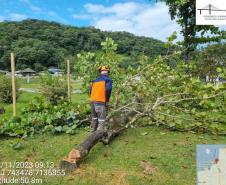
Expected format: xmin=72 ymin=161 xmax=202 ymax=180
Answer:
xmin=158 ymin=0 xmax=224 ymax=61
xmin=33 ymin=63 xmax=45 ymax=72
xmin=11 ymin=39 xmax=65 ymax=69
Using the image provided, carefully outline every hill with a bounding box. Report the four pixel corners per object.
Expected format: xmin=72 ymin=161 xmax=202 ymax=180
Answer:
xmin=0 ymin=19 xmax=166 ymax=71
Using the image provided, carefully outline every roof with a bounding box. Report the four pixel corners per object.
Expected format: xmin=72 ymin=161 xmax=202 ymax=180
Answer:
xmin=48 ymin=68 xmax=63 ymax=73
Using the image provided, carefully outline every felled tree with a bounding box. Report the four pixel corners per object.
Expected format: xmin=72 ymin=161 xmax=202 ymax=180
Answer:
xmin=60 ymin=38 xmax=226 ymax=171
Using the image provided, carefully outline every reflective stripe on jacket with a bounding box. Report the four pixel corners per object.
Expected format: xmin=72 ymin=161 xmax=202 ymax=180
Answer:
xmin=90 ymin=74 xmax=112 ymax=103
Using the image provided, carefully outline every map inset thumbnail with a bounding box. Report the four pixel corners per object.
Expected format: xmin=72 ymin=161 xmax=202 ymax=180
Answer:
xmin=197 ymin=144 xmax=226 ymax=185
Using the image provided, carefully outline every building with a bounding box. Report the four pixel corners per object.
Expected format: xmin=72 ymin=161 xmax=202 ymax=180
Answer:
xmin=16 ymin=68 xmax=36 ymax=77
xmin=16 ymin=68 xmax=36 ymax=83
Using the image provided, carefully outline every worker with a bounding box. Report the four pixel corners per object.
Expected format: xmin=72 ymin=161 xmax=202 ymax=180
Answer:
xmin=90 ymin=65 xmax=112 ymax=132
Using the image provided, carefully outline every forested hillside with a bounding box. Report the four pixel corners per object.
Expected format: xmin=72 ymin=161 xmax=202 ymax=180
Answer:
xmin=0 ymin=19 xmax=166 ymax=70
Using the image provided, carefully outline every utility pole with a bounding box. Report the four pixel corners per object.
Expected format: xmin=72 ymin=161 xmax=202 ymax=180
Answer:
xmin=209 ymin=4 xmax=211 ymax=15
xmin=67 ymin=60 xmax=71 ymax=103
xmin=10 ymin=52 xmax=16 ymax=117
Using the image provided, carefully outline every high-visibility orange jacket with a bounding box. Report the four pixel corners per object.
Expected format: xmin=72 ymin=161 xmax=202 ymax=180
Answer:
xmin=90 ymin=74 xmax=112 ymax=103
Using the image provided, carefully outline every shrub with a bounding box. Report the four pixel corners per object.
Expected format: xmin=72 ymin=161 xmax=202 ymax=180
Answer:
xmin=0 ymin=75 xmax=19 ymax=103
xmin=40 ymin=75 xmax=68 ymax=105
xmin=0 ymin=116 xmax=27 ymax=137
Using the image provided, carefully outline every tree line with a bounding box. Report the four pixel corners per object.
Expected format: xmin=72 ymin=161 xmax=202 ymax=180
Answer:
xmin=0 ymin=19 xmax=166 ymax=71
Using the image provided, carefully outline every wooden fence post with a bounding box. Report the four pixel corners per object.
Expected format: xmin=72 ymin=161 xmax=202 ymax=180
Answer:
xmin=67 ymin=60 xmax=71 ymax=103
xmin=10 ymin=52 xmax=16 ymax=117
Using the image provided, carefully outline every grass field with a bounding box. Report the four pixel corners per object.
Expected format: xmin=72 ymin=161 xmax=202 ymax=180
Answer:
xmin=0 ymin=92 xmax=40 ymax=122
xmin=18 ymin=77 xmax=82 ymax=89
xmin=17 ymin=78 xmax=42 ymax=89
xmin=1 ymin=127 xmax=226 ymax=185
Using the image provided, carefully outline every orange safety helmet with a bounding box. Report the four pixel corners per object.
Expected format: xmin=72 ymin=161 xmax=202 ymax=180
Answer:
xmin=98 ymin=65 xmax=110 ymax=72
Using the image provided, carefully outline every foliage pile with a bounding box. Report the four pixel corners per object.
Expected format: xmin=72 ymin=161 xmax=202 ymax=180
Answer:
xmin=75 ymin=38 xmax=226 ymax=135
xmin=0 ymin=97 xmax=80 ymax=137
xmin=126 ymin=59 xmax=226 ymax=134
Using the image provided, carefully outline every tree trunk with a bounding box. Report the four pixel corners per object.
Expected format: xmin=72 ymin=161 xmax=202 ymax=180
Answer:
xmin=60 ymin=128 xmax=126 ymax=172
xmin=60 ymin=110 xmax=136 ymax=172
xmin=60 ymin=130 xmax=106 ymax=171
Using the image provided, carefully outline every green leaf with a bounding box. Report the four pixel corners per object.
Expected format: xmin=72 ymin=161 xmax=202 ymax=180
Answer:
xmin=206 ymin=83 xmax=213 ymax=88
xmin=169 ymin=123 xmax=175 ymax=127
xmin=54 ymin=126 xmax=63 ymax=132
xmin=216 ymin=68 xmax=222 ymax=73
xmin=141 ymin=132 xmax=148 ymax=136
xmin=160 ymin=132 xmax=166 ymax=135
xmin=71 ymin=124 xmax=77 ymax=130
xmin=203 ymin=94 xmax=208 ymax=99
